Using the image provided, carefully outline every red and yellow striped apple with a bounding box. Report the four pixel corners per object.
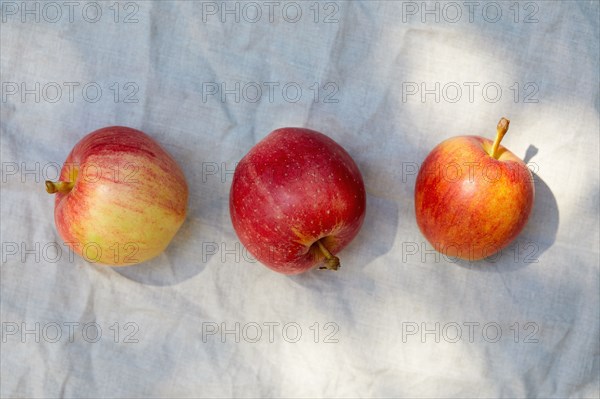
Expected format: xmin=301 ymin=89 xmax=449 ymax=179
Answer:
xmin=414 ymin=118 xmax=534 ymax=261
xmin=230 ymin=127 xmax=366 ymax=274
xmin=46 ymin=126 xmax=188 ymax=266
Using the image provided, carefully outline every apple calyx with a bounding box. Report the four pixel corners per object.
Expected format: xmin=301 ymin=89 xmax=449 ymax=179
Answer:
xmin=490 ymin=117 xmax=510 ymax=159
xmin=316 ymin=239 xmax=340 ymax=271
xmin=45 ymin=180 xmax=74 ymax=194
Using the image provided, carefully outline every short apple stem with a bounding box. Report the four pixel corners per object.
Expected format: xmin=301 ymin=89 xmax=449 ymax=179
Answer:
xmin=490 ymin=117 xmax=510 ymax=159
xmin=316 ymin=239 xmax=340 ymax=271
xmin=45 ymin=180 xmax=74 ymax=194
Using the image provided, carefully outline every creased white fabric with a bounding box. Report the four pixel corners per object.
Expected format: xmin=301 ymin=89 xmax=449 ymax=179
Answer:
xmin=1 ymin=1 xmax=598 ymax=398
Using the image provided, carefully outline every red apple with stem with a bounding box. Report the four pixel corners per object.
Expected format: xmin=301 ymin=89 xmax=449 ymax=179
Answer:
xmin=46 ymin=126 xmax=188 ymax=266
xmin=230 ymin=127 xmax=366 ymax=274
xmin=414 ymin=118 xmax=534 ymax=261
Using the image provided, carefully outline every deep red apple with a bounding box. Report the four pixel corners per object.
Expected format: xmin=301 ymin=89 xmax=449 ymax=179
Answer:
xmin=46 ymin=126 xmax=188 ymax=266
xmin=230 ymin=127 xmax=366 ymax=274
xmin=414 ymin=118 xmax=534 ymax=261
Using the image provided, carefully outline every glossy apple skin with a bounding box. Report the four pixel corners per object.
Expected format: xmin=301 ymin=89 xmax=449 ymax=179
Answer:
xmin=52 ymin=126 xmax=188 ymax=266
xmin=415 ymin=136 xmax=534 ymax=261
xmin=230 ymin=128 xmax=366 ymax=274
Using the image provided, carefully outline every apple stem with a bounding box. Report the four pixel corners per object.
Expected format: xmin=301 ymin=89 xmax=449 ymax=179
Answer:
xmin=45 ymin=180 xmax=74 ymax=194
xmin=316 ymin=239 xmax=340 ymax=271
xmin=490 ymin=117 xmax=510 ymax=159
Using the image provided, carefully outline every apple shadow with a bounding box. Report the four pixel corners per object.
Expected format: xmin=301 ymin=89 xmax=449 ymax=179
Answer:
xmin=523 ymin=145 xmax=539 ymax=164
xmin=454 ymin=170 xmax=559 ymax=272
xmin=287 ymin=192 xmax=399 ymax=287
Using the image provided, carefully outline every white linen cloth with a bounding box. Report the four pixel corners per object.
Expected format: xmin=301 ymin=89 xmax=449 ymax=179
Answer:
xmin=1 ymin=1 xmax=598 ymax=397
